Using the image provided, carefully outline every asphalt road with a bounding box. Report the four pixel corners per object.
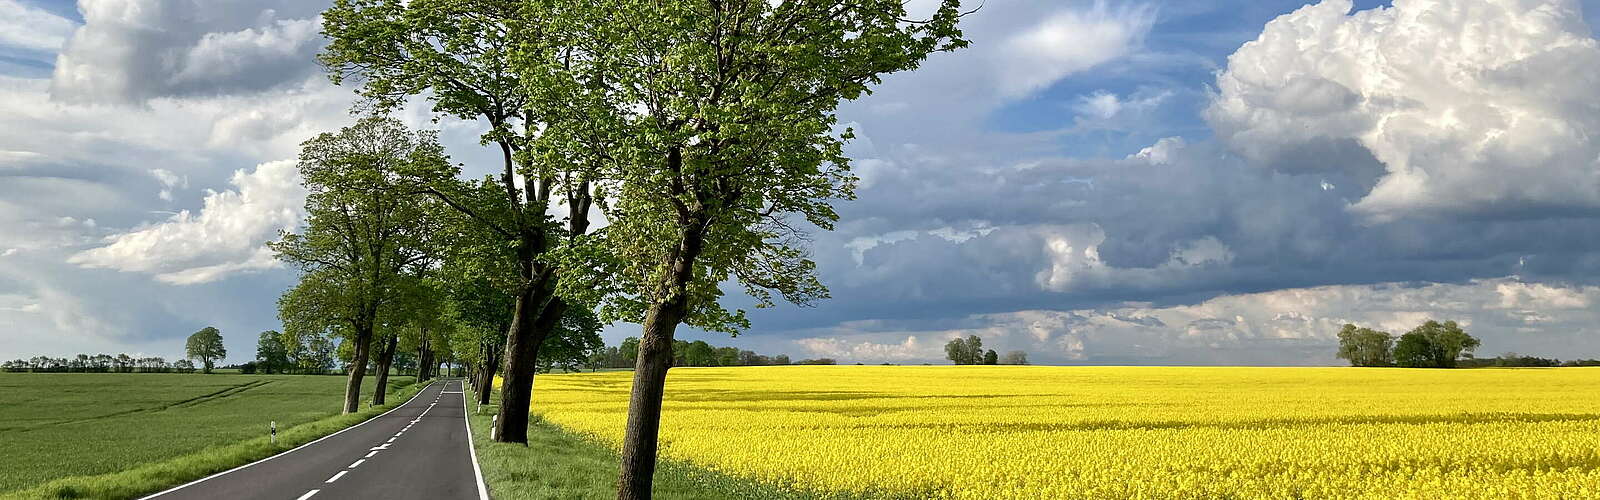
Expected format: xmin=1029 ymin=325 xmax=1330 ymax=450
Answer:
xmin=142 ymin=379 xmax=488 ymax=500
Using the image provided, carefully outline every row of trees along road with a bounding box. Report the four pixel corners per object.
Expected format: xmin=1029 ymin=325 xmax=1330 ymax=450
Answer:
xmin=944 ymin=335 xmax=1029 ymax=365
xmin=1337 ymin=320 xmax=1482 ymax=368
xmin=301 ymin=1 xmax=968 ymax=497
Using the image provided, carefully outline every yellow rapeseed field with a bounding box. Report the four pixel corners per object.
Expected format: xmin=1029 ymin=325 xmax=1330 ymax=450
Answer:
xmin=527 ymin=366 xmax=1600 ymax=499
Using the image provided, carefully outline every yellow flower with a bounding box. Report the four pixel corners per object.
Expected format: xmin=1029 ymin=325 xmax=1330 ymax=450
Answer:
xmin=519 ymin=366 xmax=1600 ymax=499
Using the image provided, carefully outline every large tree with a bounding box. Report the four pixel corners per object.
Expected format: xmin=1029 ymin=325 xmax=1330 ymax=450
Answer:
xmin=256 ymin=330 xmax=290 ymax=374
xmin=185 ymin=327 xmax=226 ymax=374
xmin=1336 ymin=324 xmax=1395 ymax=367
xmin=552 ymin=1 xmax=968 ymax=496
xmin=321 ymin=0 xmax=602 ymax=443
xmin=271 ymin=117 xmax=444 ymax=413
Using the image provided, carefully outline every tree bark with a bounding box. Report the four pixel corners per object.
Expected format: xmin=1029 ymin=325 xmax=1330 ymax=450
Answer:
xmin=618 ymin=218 xmax=705 ymax=500
xmin=342 ymin=320 xmax=375 ymax=414
xmin=477 ymin=340 xmax=499 ymax=406
xmin=493 ymin=288 xmax=565 ymax=443
xmin=617 ymin=296 xmax=690 ymax=500
xmin=371 ymin=334 xmax=397 ymax=406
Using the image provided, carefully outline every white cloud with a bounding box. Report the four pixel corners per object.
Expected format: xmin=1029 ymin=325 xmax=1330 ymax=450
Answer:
xmin=69 ymin=160 xmax=304 ymax=284
xmin=997 ymin=2 xmax=1157 ymax=98
xmin=795 ymin=334 xmax=931 ymax=361
xmin=1129 ymin=136 xmax=1185 ymax=165
xmin=172 ymin=17 xmax=321 ymax=87
xmin=788 ymin=278 xmax=1600 ymax=365
xmin=1208 ymin=0 xmax=1600 ymax=220
xmin=150 ymin=168 xmax=188 ymax=201
xmin=0 ymin=0 xmax=77 ymax=52
xmin=51 ymin=0 xmax=326 ymax=103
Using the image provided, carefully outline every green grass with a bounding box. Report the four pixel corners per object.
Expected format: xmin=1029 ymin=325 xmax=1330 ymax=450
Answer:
xmin=466 ymin=387 xmax=861 ymax=500
xmin=0 ymin=373 xmax=418 ymax=499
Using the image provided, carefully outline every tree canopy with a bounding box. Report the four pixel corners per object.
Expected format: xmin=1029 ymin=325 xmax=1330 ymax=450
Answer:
xmin=185 ymin=327 xmax=226 ymax=374
xmin=1336 ymin=324 xmax=1395 ymax=367
xmin=270 ymin=116 xmax=446 ymax=413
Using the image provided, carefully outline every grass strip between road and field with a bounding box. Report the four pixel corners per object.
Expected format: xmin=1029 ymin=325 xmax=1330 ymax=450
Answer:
xmin=464 ymin=387 xmax=889 ymax=500
xmin=2 ymin=379 xmax=426 ymax=500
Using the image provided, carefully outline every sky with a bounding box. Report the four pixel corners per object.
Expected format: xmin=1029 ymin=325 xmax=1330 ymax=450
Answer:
xmin=4 ymin=0 xmax=1600 ymax=366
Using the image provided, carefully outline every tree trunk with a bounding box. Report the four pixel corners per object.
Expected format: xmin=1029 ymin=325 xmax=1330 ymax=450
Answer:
xmin=343 ymin=320 xmax=375 ymax=414
xmin=493 ymin=288 xmax=564 ymax=443
xmin=618 ymin=216 xmax=705 ymax=500
xmin=617 ymin=297 xmax=690 ymax=500
xmin=418 ymin=335 xmax=434 ymax=382
xmin=477 ymin=340 xmax=499 ymax=406
xmin=371 ymin=334 xmax=397 ymax=406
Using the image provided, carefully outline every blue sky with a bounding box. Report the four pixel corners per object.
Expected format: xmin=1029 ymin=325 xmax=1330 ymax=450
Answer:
xmin=4 ymin=0 xmax=1600 ymax=366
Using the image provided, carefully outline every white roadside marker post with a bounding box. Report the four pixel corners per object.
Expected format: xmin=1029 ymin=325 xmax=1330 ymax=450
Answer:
xmin=270 ymin=421 xmax=276 ymax=445
xmin=490 ymin=415 xmax=498 ymax=441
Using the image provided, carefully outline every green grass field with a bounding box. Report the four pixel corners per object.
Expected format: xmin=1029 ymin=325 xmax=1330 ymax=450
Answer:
xmin=0 ymin=373 xmax=415 ymax=496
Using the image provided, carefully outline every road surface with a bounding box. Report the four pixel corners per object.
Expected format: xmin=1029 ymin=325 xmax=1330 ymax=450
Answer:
xmin=142 ymin=379 xmax=488 ymax=500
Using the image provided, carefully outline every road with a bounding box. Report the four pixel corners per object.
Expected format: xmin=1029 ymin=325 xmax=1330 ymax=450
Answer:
xmin=142 ymin=379 xmax=488 ymax=500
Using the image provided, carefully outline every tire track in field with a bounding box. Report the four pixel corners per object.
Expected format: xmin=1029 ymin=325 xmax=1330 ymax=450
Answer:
xmin=0 ymin=380 xmax=274 ymax=433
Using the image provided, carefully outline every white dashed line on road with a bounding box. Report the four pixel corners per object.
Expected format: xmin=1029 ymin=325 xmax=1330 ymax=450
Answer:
xmin=348 ymin=459 xmax=365 ymax=469
xmin=296 ymin=490 xmax=319 ymax=500
xmin=325 ymin=471 xmax=348 ymax=484
xmin=364 ymin=450 xmax=379 ymax=458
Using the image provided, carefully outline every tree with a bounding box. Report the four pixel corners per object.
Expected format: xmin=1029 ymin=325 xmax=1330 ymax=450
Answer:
xmin=621 ymin=337 xmax=642 ymax=366
xmin=173 ymin=359 xmax=197 ymax=373
xmin=983 ymin=350 xmax=999 ymax=365
xmin=944 ymin=339 xmax=968 ymax=365
xmin=256 ymin=330 xmax=290 ymax=374
xmin=1393 ymin=331 xmax=1434 ymax=368
xmin=185 ymin=327 xmax=226 ymax=374
xmin=944 ymin=335 xmax=983 ymax=365
xmin=1000 ymin=351 xmax=1029 ymax=365
xmin=1411 ymin=320 xmax=1480 ymax=369
xmin=537 ymin=306 xmax=605 ymax=373
xmin=553 ymin=2 xmax=968 ymax=496
xmin=773 ymin=354 xmax=791 ymax=366
xmin=964 ymin=336 xmax=983 ymax=364
xmin=272 ymin=117 xmax=444 ymax=413
xmin=1335 ymin=324 xmax=1395 ymax=367
xmin=685 ymin=341 xmax=716 ymax=367
xmin=320 ymin=0 xmax=600 ymax=444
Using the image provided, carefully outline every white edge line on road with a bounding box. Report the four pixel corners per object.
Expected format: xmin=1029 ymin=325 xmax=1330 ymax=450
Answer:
xmin=463 ymin=380 xmax=491 ymax=500
xmin=325 ymin=470 xmax=348 ymax=483
xmin=137 ymin=380 xmax=440 ymax=500
xmin=296 ymin=489 xmax=320 ymax=500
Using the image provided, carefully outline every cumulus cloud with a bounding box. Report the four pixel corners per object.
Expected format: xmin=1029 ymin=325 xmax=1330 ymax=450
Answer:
xmin=51 ymin=0 xmax=326 ymax=103
xmin=0 ymin=0 xmax=77 ymax=52
xmin=996 ymin=2 xmax=1157 ymax=98
xmin=787 ymin=278 xmax=1600 ymax=364
xmin=69 ymin=160 xmax=304 ymax=284
xmin=1208 ymin=0 xmax=1600 ymax=220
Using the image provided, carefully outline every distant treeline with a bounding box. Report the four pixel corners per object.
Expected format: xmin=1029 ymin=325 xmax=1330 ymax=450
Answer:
xmin=586 ymin=337 xmax=811 ymax=370
xmin=1338 ymin=320 xmax=1598 ymax=368
xmin=2 ymin=355 xmax=197 ymax=373
xmin=1457 ymin=354 xmax=1600 ymax=368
